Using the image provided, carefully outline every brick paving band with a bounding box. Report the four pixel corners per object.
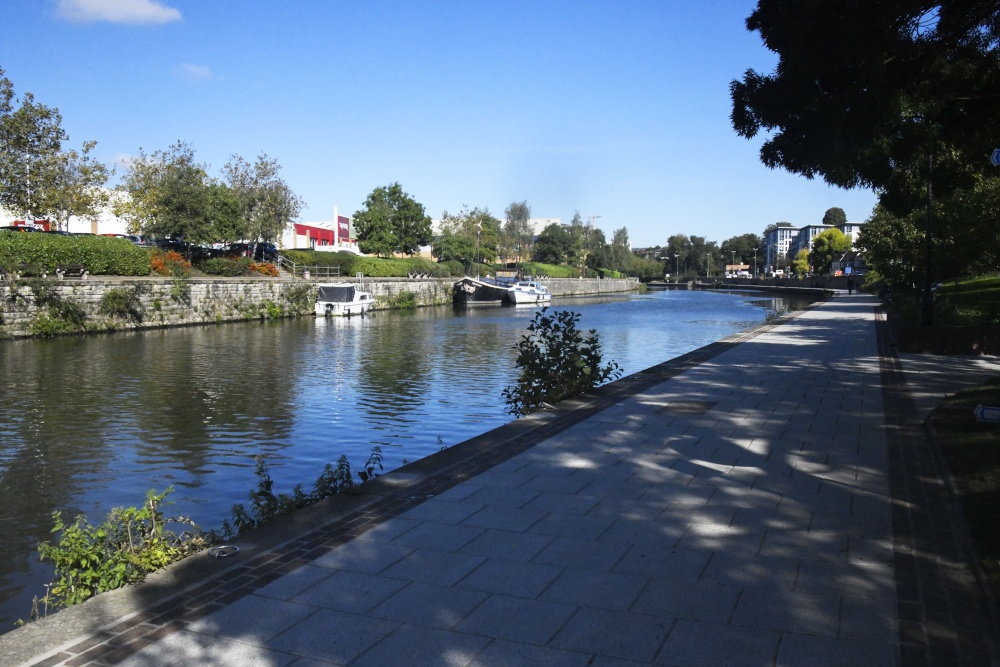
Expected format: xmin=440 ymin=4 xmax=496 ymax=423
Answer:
xmin=874 ymin=309 xmax=1000 ymax=666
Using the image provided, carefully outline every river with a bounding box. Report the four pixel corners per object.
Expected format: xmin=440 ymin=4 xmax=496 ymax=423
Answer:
xmin=0 ymin=288 xmax=814 ymax=631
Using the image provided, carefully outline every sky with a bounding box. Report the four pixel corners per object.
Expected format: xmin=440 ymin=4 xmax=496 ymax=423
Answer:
xmin=1 ymin=0 xmax=880 ymax=247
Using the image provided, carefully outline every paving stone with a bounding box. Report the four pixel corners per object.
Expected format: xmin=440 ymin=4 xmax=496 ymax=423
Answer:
xmin=630 ymin=577 xmax=741 ymax=623
xmin=350 ymin=623 xmax=492 ymax=667
xmin=657 ymin=619 xmax=779 ymax=666
xmin=460 ymin=504 xmax=549 ymax=532
xmin=457 ymin=558 xmax=563 ymax=598
xmin=551 ymin=607 xmax=672 ymax=663
xmin=253 ymin=564 xmax=336 ymax=601
xmin=776 ymin=633 xmax=898 ymax=667
xmin=541 ymin=568 xmax=649 ymax=610
xmin=380 ymin=548 xmax=487 ymax=586
xmin=264 ymin=608 xmax=398 ymax=664
xmin=613 ymin=544 xmax=711 ymax=580
xmin=467 ymin=639 xmax=594 ymax=667
xmin=459 ymin=528 xmax=555 ymax=562
xmin=185 ymin=595 xmax=315 ymax=642
xmin=533 ymin=535 xmax=632 ymax=572
xmin=731 ymin=588 xmax=842 ymax=636
xmin=455 ymin=594 xmax=577 ymax=644
xmin=310 ymin=539 xmax=414 ymax=574
xmin=399 ymin=497 xmax=486 ymax=523
xmin=388 ymin=518 xmax=486 ymax=550
xmin=367 ymin=581 xmax=488 ymax=629
xmin=289 ymin=570 xmax=408 ymax=614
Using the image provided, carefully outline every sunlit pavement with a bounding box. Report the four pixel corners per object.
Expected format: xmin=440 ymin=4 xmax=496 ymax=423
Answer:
xmin=10 ymin=294 xmax=1000 ymax=666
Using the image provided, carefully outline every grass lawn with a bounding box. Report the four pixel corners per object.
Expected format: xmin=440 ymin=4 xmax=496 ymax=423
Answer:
xmin=929 ymin=377 xmax=1000 ymax=598
xmin=933 ymin=275 xmax=1000 ymax=325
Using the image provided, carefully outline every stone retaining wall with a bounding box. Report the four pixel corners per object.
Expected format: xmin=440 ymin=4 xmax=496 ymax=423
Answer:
xmin=0 ymin=276 xmax=640 ymax=339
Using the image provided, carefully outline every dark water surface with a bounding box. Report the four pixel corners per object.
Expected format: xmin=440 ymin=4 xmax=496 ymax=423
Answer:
xmin=0 ymin=288 xmax=813 ymax=630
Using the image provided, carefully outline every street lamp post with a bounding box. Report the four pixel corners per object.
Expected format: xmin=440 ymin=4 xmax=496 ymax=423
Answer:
xmin=706 ymin=253 xmax=711 ymax=278
xmin=753 ymin=246 xmax=758 ymax=277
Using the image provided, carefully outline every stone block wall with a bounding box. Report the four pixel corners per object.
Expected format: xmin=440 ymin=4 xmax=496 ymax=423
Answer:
xmin=0 ymin=276 xmax=640 ymax=339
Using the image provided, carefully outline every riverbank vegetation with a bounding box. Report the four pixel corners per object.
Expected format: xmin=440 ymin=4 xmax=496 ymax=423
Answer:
xmin=30 ymin=447 xmax=387 ymax=620
xmin=34 ymin=489 xmax=206 ymax=614
xmin=503 ymin=308 xmax=621 ymax=417
xmin=929 ymin=379 xmax=1000 ymax=599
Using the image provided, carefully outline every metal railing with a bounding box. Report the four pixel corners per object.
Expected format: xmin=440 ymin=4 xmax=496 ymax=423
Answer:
xmin=275 ymin=254 xmax=340 ymax=279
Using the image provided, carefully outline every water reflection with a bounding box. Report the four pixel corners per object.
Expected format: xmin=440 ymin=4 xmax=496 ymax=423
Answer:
xmin=0 ymin=288 xmax=814 ymax=630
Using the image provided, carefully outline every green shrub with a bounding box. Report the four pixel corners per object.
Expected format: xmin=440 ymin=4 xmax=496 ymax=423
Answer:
xmin=0 ymin=233 xmax=150 ymax=276
xmin=28 ymin=285 xmax=87 ymax=336
xmin=440 ymin=260 xmax=464 ymax=277
xmin=223 ymin=448 xmax=383 ymax=537
xmin=37 ymin=488 xmax=205 ymax=610
xmin=502 ymin=308 xmax=621 ymax=417
xmin=381 ymin=290 xmax=417 ymax=309
xmin=98 ymin=285 xmax=147 ymax=324
xmin=199 ymin=257 xmax=251 ymax=276
xmin=279 ymin=250 xmax=453 ymax=278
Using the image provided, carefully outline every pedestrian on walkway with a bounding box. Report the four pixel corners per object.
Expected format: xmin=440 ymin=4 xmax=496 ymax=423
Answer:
xmin=847 ymin=274 xmax=855 ymax=295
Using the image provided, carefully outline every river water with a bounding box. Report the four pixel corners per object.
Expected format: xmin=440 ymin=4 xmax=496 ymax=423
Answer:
xmin=0 ymin=288 xmax=813 ymax=631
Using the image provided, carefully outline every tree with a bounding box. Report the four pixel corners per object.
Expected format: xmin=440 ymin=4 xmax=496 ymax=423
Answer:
xmin=115 ymin=142 xmax=217 ymax=244
xmin=533 ymin=223 xmax=573 ymax=265
xmin=502 ymin=200 xmax=532 ymax=263
xmin=721 ymin=233 xmax=764 ymax=267
xmin=731 ymin=1 xmax=1000 ymax=321
xmin=793 ymin=248 xmax=811 ymax=276
xmin=223 ymin=154 xmax=304 ymax=245
xmin=822 ymin=207 xmax=847 ymax=227
xmin=731 ymin=1 xmax=1000 ymax=199
xmin=810 ymin=228 xmax=850 ymax=275
xmin=0 ymin=67 xmax=67 ymax=220
xmin=432 ymin=206 xmax=501 ymax=265
xmin=38 ymin=141 xmax=112 ymax=231
xmin=608 ymin=227 xmax=631 ymax=273
xmin=856 ymin=205 xmax=925 ymax=300
xmin=353 ymin=183 xmax=431 ymax=257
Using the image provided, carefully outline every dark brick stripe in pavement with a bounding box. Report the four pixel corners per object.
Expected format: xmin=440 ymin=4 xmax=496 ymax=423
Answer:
xmin=875 ymin=308 xmax=1000 ymax=667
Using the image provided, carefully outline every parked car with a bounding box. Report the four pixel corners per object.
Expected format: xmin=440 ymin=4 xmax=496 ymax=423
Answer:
xmin=225 ymin=242 xmax=278 ymax=262
xmin=0 ymin=225 xmax=37 ymax=232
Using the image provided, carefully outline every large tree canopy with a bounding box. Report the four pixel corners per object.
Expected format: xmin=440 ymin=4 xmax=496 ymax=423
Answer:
xmin=502 ymin=200 xmax=532 ymax=262
xmin=811 ymin=228 xmax=851 ymax=275
xmin=433 ymin=206 xmax=501 ymax=265
xmin=0 ymin=66 xmax=110 ymax=225
xmin=353 ymin=182 xmax=431 ymax=257
xmin=223 ymin=153 xmax=304 ymax=245
xmin=731 ymin=1 xmax=1000 ymax=205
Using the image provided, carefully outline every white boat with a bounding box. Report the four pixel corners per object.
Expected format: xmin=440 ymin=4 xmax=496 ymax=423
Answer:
xmin=315 ymin=275 xmax=375 ymax=317
xmin=507 ymin=279 xmax=552 ymax=305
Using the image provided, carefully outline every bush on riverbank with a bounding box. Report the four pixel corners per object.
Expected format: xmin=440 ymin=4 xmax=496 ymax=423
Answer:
xmin=36 ymin=488 xmax=206 ymax=612
xmin=503 ymin=308 xmax=621 ymax=416
xmin=0 ymin=233 xmax=151 ymax=276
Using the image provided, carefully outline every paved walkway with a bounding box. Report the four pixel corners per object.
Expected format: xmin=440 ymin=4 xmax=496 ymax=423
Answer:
xmin=8 ymin=295 xmax=1000 ymax=666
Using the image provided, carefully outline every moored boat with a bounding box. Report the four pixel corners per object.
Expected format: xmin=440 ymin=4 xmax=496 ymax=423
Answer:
xmin=453 ymin=276 xmax=515 ymax=306
xmin=507 ymin=279 xmax=552 ymax=305
xmin=315 ymin=275 xmax=375 ymax=316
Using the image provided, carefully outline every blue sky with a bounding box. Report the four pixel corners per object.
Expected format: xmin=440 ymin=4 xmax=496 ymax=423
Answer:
xmin=2 ymin=0 xmax=878 ymax=246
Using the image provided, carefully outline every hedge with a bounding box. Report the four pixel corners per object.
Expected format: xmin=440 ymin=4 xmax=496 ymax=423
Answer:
xmin=279 ymin=250 xmax=451 ymax=278
xmin=0 ymin=233 xmax=151 ymax=276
